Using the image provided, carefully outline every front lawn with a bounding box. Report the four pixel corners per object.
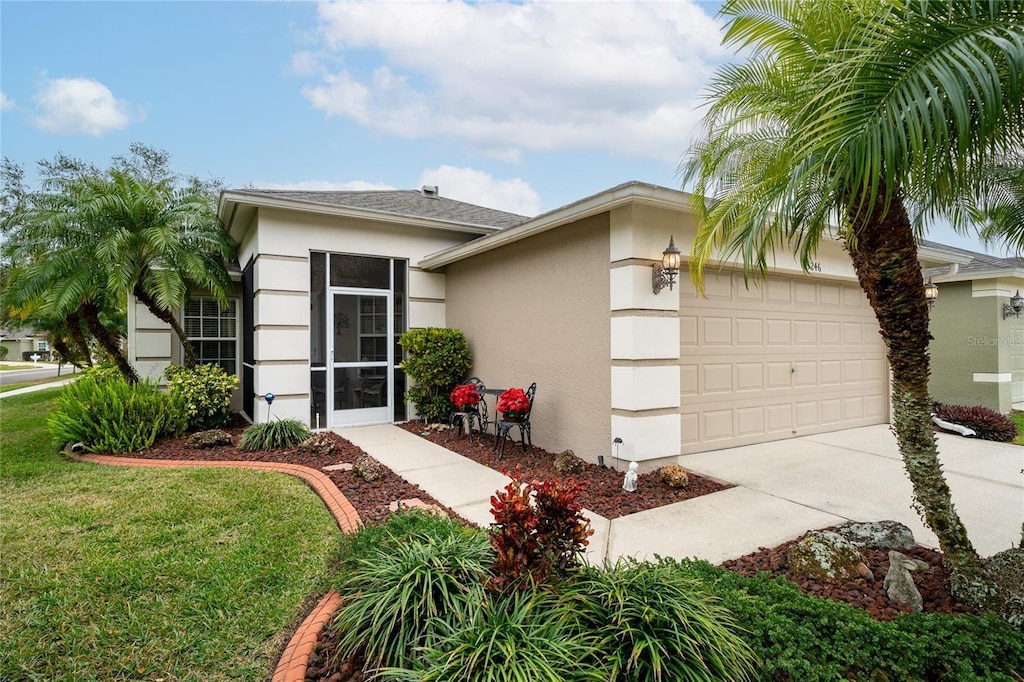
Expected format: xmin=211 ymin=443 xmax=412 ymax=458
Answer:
xmin=1011 ymin=411 xmax=1024 ymax=445
xmin=0 ymin=388 xmax=342 ymax=681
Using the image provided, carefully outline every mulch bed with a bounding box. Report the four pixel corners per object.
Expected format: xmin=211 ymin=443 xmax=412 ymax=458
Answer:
xmin=397 ymin=421 xmax=732 ymax=519
xmin=116 ymin=419 xmax=976 ymax=681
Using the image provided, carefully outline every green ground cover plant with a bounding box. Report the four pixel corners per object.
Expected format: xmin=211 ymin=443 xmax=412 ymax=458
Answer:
xmin=1011 ymin=412 xmax=1024 ymax=446
xmin=238 ymin=417 xmax=310 ymax=451
xmin=46 ymin=368 xmax=185 ymax=452
xmin=1 ymin=388 xmax=342 ymax=681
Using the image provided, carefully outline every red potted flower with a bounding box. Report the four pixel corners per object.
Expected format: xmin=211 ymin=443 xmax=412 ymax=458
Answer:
xmin=450 ymin=384 xmax=481 ymax=412
xmin=497 ymin=387 xmax=531 ymax=421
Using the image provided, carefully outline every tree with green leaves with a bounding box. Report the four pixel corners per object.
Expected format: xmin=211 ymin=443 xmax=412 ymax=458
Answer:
xmin=1 ymin=144 xmax=236 ymax=378
xmin=683 ymin=0 xmax=1024 ymax=615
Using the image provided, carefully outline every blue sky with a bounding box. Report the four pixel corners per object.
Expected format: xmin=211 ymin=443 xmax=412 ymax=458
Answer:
xmin=0 ymin=0 xmax=1002 ymax=255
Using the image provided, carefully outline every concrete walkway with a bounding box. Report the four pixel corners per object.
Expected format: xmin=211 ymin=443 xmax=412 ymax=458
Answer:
xmin=0 ymin=377 xmax=76 ymax=398
xmin=337 ymin=424 xmax=1024 ymax=565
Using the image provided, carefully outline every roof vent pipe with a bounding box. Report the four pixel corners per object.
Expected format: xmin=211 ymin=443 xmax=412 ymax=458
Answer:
xmin=421 ymin=185 xmax=439 ymax=198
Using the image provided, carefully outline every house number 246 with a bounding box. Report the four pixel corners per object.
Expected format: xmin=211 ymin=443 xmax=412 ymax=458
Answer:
xmin=807 ymin=262 xmax=822 ymax=272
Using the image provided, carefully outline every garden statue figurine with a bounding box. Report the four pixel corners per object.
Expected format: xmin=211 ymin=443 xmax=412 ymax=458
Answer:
xmin=623 ymin=461 xmax=639 ymax=492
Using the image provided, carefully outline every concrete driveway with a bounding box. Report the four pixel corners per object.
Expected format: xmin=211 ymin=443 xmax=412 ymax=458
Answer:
xmin=670 ymin=425 xmax=1023 ymax=558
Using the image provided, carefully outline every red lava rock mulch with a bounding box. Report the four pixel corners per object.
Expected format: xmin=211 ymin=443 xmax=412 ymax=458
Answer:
xmin=397 ymin=421 xmax=732 ymax=519
xmin=720 ymin=530 xmax=979 ymax=620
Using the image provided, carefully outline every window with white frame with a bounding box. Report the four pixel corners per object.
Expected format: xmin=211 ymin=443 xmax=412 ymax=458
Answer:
xmin=184 ymin=297 xmax=238 ymax=375
xmin=36 ymin=340 xmax=48 ymax=352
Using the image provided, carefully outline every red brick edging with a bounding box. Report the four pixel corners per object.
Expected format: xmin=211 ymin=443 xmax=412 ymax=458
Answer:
xmin=71 ymin=453 xmax=360 ymax=682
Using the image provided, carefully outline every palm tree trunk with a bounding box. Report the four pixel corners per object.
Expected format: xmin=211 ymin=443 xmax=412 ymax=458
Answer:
xmin=845 ymin=193 xmax=996 ymax=607
xmin=80 ymin=301 xmax=138 ymax=383
xmin=64 ymin=311 xmax=94 ymax=367
xmin=132 ymin=284 xmax=197 ymax=368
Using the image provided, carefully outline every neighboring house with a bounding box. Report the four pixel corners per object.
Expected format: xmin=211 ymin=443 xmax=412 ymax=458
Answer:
xmin=0 ymin=327 xmax=52 ymax=361
xmin=126 ymin=181 xmax=967 ymax=467
xmin=922 ymin=240 xmax=1024 ymax=414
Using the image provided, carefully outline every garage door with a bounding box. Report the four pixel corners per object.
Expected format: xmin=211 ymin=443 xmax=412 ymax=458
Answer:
xmin=679 ymin=270 xmax=888 ymax=454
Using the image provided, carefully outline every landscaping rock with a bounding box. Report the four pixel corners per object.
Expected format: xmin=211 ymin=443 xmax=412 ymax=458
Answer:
xmin=353 ymin=454 xmax=386 ymax=482
xmin=658 ymin=464 xmax=690 ymax=489
xmin=299 ymin=432 xmax=336 ymax=457
xmin=185 ymin=429 xmax=233 ymax=449
xmin=553 ymin=449 xmax=585 ymax=476
xmin=789 ymin=531 xmax=873 ymax=582
xmin=884 ymin=550 xmax=929 ymax=612
xmin=835 ymin=520 xmax=916 ymax=549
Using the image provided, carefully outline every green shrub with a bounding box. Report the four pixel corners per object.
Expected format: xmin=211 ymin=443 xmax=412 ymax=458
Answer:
xmin=335 ymin=508 xmax=483 ymax=573
xmin=236 ymin=418 xmax=309 ymax=451
xmin=398 ymin=327 xmax=472 ymax=423
xmin=47 ymin=370 xmax=185 ymax=453
xmin=384 ymin=590 xmax=603 ymax=682
xmin=0 ymin=345 xmax=8 ymax=361
xmin=565 ymin=560 xmax=756 ymax=682
xmin=164 ymin=363 xmax=238 ymax=431
xmin=676 ymin=558 xmax=1024 ymax=681
xmin=332 ymin=527 xmax=492 ymax=670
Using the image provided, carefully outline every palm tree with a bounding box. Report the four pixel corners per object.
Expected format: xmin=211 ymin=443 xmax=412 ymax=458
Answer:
xmin=2 ymin=183 xmax=137 ymax=381
xmin=79 ymin=169 xmax=236 ymax=368
xmin=682 ymin=0 xmax=1023 ymax=610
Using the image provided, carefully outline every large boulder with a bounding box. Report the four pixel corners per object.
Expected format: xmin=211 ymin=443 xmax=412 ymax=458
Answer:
xmin=884 ymin=550 xmax=929 ymax=612
xmin=353 ymin=454 xmax=386 ymax=482
xmin=186 ymin=429 xmax=232 ymax=449
xmin=835 ymin=520 xmax=916 ymax=550
xmin=790 ymin=531 xmax=873 ymax=582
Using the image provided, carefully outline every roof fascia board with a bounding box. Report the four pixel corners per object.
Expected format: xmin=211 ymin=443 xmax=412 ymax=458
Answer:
xmin=916 ymin=244 xmax=975 ymax=266
xmin=419 ymin=184 xmax=692 ymax=270
xmin=218 ymin=191 xmax=500 ymax=236
xmin=924 ymin=267 xmax=1024 ymax=282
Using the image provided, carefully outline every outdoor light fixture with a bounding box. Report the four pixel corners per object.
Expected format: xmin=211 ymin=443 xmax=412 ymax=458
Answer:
xmin=924 ymin=278 xmax=939 ymax=309
xmin=1003 ymin=290 xmax=1024 ymax=319
xmin=652 ymin=235 xmax=682 ymax=294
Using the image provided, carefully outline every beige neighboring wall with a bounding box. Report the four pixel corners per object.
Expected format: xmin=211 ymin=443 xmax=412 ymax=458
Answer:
xmin=444 ymin=214 xmax=612 ymax=460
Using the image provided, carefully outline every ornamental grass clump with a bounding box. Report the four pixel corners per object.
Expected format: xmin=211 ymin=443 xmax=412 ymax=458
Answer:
xmin=933 ymin=403 xmax=1016 ymax=442
xmin=47 ymin=367 xmax=185 ymax=453
xmin=332 ymin=527 xmax=492 ymax=670
xmin=565 ymin=559 xmax=756 ymax=682
xmin=236 ymin=418 xmax=308 ymax=451
xmin=382 ymin=590 xmax=603 ymax=682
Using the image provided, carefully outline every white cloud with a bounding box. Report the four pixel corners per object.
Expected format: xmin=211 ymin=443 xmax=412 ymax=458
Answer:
xmin=30 ymin=77 xmax=140 ymax=136
xmin=418 ymin=165 xmax=540 ymax=215
xmin=250 ymin=179 xmax=397 ymax=191
xmin=0 ymin=92 xmax=15 ymax=111
xmin=298 ymin=1 xmax=728 ymax=162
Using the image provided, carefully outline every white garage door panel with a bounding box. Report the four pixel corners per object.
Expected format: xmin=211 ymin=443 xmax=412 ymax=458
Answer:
xmin=679 ymin=272 xmax=888 ymax=454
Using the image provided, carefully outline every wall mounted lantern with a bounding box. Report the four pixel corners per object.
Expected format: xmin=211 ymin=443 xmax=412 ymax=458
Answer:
xmin=1003 ymin=290 xmax=1024 ymax=319
xmin=924 ymin=278 xmax=938 ymax=309
xmin=652 ymin=235 xmax=682 ymax=294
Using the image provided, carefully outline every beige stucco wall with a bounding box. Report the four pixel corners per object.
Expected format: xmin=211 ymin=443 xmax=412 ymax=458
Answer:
xmin=444 ymin=213 xmax=612 ymax=461
xmin=243 ymin=206 xmax=483 ymax=424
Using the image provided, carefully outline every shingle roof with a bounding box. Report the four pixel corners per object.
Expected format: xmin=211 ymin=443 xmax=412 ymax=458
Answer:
xmin=228 ymin=189 xmax=530 ymax=230
xmin=919 ymin=239 xmax=1024 ymax=274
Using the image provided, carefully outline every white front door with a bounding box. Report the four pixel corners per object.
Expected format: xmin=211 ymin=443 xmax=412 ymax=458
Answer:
xmin=330 ymin=290 xmax=392 ymax=426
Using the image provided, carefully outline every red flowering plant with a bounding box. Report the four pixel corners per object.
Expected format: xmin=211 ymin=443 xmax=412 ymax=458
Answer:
xmin=496 ymin=387 xmax=531 ymax=420
xmin=449 ymin=383 xmax=482 ymax=412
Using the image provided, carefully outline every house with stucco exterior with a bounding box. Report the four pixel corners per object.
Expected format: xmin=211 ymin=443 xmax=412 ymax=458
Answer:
xmin=126 ymin=181 xmax=982 ymax=468
xmin=922 ymin=241 xmax=1024 ymax=414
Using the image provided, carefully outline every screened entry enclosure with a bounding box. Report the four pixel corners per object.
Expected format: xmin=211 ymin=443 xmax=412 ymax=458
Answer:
xmin=310 ymin=252 xmax=407 ymax=429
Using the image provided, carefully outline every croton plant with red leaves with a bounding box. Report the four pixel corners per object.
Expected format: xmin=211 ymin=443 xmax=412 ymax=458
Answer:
xmin=449 ymin=384 xmax=481 ymax=411
xmin=487 ymin=466 xmax=592 ymax=592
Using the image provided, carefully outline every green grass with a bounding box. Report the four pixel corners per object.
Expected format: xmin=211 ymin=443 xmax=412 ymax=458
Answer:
xmin=1010 ymin=412 xmax=1024 ymax=446
xmin=1 ymin=387 xmax=343 ymax=681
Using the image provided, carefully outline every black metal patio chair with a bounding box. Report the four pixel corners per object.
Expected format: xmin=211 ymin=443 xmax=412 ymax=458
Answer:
xmin=494 ymin=382 xmax=536 ymax=459
xmin=446 ymin=378 xmax=488 ymax=443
